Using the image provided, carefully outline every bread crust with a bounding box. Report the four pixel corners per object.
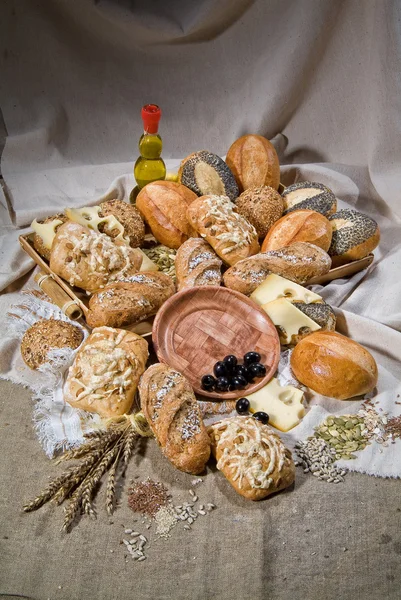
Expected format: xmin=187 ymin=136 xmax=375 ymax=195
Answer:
xmin=175 ymin=238 xmax=222 ymax=291
xmin=186 ymin=194 xmax=260 ymax=266
xmin=139 ymin=363 xmax=211 ymax=475
xmin=64 ymin=327 xmax=148 ymax=417
xmin=225 ymin=135 xmax=280 ymax=192
xmin=208 ymin=416 xmax=295 ymax=500
xmin=86 ymin=272 xmax=176 ymax=328
xmin=290 ymin=331 xmax=378 ymax=399
xmin=136 ymin=181 xmax=198 ymax=249
xmin=261 ymin=210 xmax=332 ymax=252
xmin=223 ymin=242 xmax=332 ymax=295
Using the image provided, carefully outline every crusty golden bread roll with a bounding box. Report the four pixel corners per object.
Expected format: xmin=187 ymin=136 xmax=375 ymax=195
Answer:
xmin=186 ymin=194 xmax=260 ymax=266
xmin=223 ymin=242 xmax=332 ymax=295
xmin=282 ymin=181 xmax=337 ymax=216
xmin=136 ymin=180 xmax=198 ymax=249
xmin=328 ymin=209 xmax=380 ymax=266
xmin=64 ymin=327 xmax=148 ymax=418
xmin=178 ymin=150 xmax=239 ymax=201
xmin=175 ymin=238 xmax=222 ymax=291
xmin=21 ymin=319 xmax=83 ymax=370
xmin=290 ymin=331 xmax=378 ymax=400
xmin=50 ymin=221 xmax=143 ymax=293
xmin=86 ymin=272 xmax=176 ymax=328
xmin=139 ymin=363 xmax=211 ymax=475
xmin=208 ymin=416 xmax=295 ymax=500
xmin=261 ymin=209 xmax=332 ymax=252
xmin=235 ymin=185 xmax=284 ymax=239
xmin=31 ymin=214 xmax=68 ymax=261
xmin=225 ymin=134 xmax=280 ymax=192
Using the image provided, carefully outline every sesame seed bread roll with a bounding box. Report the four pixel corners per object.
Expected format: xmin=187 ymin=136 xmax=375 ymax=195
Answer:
xmin=225 ymin=134 xmax=280 ymax=192
xmin=261 ymin=210 xmax=332 ymax=252
xmin=290 ymin=331 xmax=378 ymax=400
xmin=178 ymin=150 xmax=239 ymax=201
xmin=64 ymin=327 xmax=149 ymax=418
xmin=328 ymin=209 xmax=380 ymax=266
xmin=86 ymin=272 xmax=176 ymax=328
xmin=136 ymin=180 xmax=198 ymax=249
xmin=139 ymin=363 xmax=211 ymax=475
xmin=175 ymin=238 xmax=222 ymax=291
xmin=186 ymin=195 xmax=260 ymax=266
xmin=235 ymin=186 xmax=284 ymax=239
xmin=223 ymin=242 xmax=332 ymax=295
xmin=282 ymin=181 xmax=337 ymax=217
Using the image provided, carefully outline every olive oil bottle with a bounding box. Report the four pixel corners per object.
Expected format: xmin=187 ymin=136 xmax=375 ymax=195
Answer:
xmin=130 ymin=104 xmax=166 ymax=203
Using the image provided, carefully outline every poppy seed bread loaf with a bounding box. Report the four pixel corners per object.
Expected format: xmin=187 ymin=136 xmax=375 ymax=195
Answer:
xmin=328 ymin=209 xmax=380 ymax=266
xmin=226 ymin=134 xmax=280 ymax=192
xmin=282 ymin=182 xmax=337 ymax=217
xmin=178 ymin=150 xmax=239 ymax=201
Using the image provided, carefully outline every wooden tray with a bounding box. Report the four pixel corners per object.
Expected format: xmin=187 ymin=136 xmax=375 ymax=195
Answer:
xmin=307 ymin=254 xmax=374 ymax=285
xmin=152 ymin=286 xmax=280 ymax=399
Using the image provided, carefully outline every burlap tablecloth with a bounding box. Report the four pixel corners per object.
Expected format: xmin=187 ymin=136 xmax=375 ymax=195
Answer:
xmin=0 ymin=1 xmax=400 ymax=598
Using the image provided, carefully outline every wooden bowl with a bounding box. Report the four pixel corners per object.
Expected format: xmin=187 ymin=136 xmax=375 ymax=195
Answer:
xmin=152 ymin=286 xmax=280 ymax=399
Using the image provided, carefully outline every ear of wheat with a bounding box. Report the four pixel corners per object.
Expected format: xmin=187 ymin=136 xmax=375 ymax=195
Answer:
xmin=23 ymin=413 xmax=153 ymax=532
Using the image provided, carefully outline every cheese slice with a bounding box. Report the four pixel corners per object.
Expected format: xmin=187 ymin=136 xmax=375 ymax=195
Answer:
xmin=262 ymin=298 xmax=320 ymax=344
xmin=31 ymin=219 xmax=63 ymax=249
xmin=65 ymin=206 xmax=130 ymax=245
xmin=246 ymin=377 xmax=305 ymax=432
xmin=250 ymin=273 xmax=322 ymax=306
xmin=137 ymin=249 xmax=159 ymax=272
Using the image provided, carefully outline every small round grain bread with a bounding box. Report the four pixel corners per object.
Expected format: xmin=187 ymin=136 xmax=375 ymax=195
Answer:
xmin=282 ymin=182 xmax=337 ymax=217
xmin=32 ymin=214 xmax=68 ymax=261
xmin=235 ymin=186 xmax=284 ymax=239
xmin=99 ymin=199 xmax=145 ymax=248
xmin=21 ymin=319 xmax=83 ymax=370
xmin=290 ymin=331 xmax=378 ymax=400
xmin=261 ymin=209 xmax=332 ymax=252
xmin=136 ymin=180 xmax=198 ymax=249
xmin=178 ymin=150 xmax=239 ymax=201
xmin=328 ymin=209 xmax=380 ymax=266
xmin=225 ymin=134 xmax=280 ymax=192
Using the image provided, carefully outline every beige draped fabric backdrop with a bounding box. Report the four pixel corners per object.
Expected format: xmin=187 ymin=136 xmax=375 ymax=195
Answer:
xmin=0 ymin=1 xmax=401 ymax=599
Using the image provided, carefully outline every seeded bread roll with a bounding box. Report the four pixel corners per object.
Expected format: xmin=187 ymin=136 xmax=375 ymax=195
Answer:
xmin=328 ymin=209 xmax=380 ymax=266
xmin=289 ymin=301 xmax=336 ymax=345
xmin=235 ymin=186 xmax=284 ymax=239
xmin=86 ymin=272 xmax=176 ymax=328
xmin=21 ymin=319 xmax=83 ymax=370
xmin=175 ymin=238 xmax=222 ymax=291
xmin=98 ymin=199 xmax=145 ymax=248
xmin=139 ymin=363 xmax=211 ymax=474
xmin=136 ymin=180 xmax=198 ymax=249
xmin=225 ymin=135 xmax=280 ymax=192
xmin=223 ymin=242 xmax=332 ymax=295
xmin=31 ymin=214 xmax=68 ymax=261
xmin=290 ymin=331 xmax=378 ymax=400
xmin=178 ymin=150 xmax=239 ymax=201
xmin=65 ymin=327 xmax=149 ymax=417
xmin=186 ymin=195 xmax=260 ymax=266
xmin=282 ymin=182 xmax=337 ymax=217
xmin=261 ymin=210 xmax=332 ymax=252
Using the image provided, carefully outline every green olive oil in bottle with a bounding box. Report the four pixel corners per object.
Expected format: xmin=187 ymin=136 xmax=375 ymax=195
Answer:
xmin=130 ymin=104 xmax=166 ymax=203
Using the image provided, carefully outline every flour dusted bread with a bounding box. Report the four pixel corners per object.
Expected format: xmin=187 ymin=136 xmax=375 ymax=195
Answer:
xmin=86 ymin=272 xmax=176 ymax=328
xmin=139 ymin=363 xmax=211 ymax=474
xmin=64 ymin=327 xmax=148 ymax=418
xmin=21 ymin=319 xmax=83 ymax=370
xmin=50 ymin=221 xmax=143 ymax=293
xmin=208 ymin=416 xmax=295 ymax=500
xmin=223 ymin=242 xmax=332 ymax=295
xmin=178 ymin=150 xmax=239 ymax=201
xmin=136 ymin=180 xmax=198 ymax=249
xmin=261 ymin=210 xmax=332 ymax=252
xmin=175 ymin=238 xmax=222 ymax=291
xmin=186 ymin=195 xmax=260 ymax=266
xmin=290 ymin=331 xmax=378 ymax=400
xmin=225 ymin=135 xmax=281 ymax=192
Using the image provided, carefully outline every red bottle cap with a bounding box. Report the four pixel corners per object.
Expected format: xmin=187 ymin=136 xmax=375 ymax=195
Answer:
xmin=141 ymin=104 xmax=161 ymax=134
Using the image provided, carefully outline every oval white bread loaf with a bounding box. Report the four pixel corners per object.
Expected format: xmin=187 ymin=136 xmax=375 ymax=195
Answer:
xmin=225 ymin=135 xmax=280 ymax=192
xmin=261 ymin=209 xmax=332 ymax=252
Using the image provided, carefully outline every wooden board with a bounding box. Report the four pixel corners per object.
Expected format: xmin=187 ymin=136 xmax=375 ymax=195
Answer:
xmin=307 ymin=254 xmax=374 ymax=285
xmin=152 ymin=286 xmax=280 ymax=399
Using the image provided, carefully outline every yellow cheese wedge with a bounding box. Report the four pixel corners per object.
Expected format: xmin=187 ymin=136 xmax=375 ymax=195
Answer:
xmin=262 ymin=298 xmax=321 ymax=344
xmin=246 ymin=377 xmax=305 ymax=432
xmin=250 ymin=273 xmax=322 ymax=306
xmin=31 ymin=219 xmax=63 ymax=249
xmin=137 ymin=249 xmax=159 ymax=272
xmin=65 ymin=206 xmax=130 ymax=245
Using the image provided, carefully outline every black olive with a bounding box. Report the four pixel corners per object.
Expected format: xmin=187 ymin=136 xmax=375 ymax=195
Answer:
xmin=253 ymin=363 xmax=267 ymax=377
xmin=234 ymin=364 xmax=248 ymax=378
xmin=236 ymin=398 xmax=250 ymax=414
xmin=244 ymin=351 xmax=261 ymax=365
xmin=213 ymin=361 xmax=227 ymax=378
xmin=201 ymin=374 xmax=216 ymax=390
xmin=223 ymin=355 xmax=237 ymax=370
xmin=253 ymin=411 xmax=269 ymax=425
xmin=215 ymin=376 xmax=229 ymax=392
xmin=236 ymin=375 xmax=248 ymax=390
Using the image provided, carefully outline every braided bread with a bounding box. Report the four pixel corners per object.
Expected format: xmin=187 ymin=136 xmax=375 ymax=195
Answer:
xmin=139 ymin=363 xmax=211 ymax=474
xmin=175 ymin=238 xmax=222 ymax=291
